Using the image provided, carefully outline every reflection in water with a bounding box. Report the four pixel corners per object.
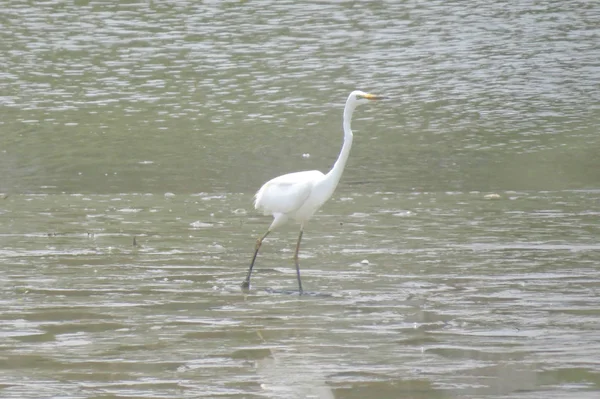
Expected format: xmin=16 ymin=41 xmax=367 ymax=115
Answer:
xmin=1 ymin=0 xmax=599 ymax=398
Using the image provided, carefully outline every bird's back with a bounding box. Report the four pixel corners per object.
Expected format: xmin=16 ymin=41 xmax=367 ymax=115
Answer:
xmin=254 ymin=170 xmax=325 ymax=217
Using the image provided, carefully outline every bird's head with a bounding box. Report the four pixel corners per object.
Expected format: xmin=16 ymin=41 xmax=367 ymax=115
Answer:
xmin=348 ymin=90 xmax=386 ymax=107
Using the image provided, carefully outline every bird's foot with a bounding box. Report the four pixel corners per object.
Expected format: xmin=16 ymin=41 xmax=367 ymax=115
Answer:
xmin=240 ymin=280 xmax=251 ymax=291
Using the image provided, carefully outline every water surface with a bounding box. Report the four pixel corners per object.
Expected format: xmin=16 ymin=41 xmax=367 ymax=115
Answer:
xmin=1 ymin=0 xmax=599 ymax=398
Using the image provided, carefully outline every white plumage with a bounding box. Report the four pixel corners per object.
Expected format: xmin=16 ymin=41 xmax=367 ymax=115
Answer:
xmin=242 ymin=90 xmax=385 ymax=294
xmin=254 ymin=170 xmax=325 ymax=229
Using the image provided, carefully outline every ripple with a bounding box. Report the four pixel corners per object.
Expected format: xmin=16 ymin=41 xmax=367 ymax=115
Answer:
xmin=1 ymin=0 xmax=600 ymax=397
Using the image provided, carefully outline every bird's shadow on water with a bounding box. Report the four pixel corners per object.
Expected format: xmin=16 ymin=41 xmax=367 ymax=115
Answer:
xmin=262 ymin=287 xmax=333 ymax=297
xmin=234 ymin=285 xmax=335 ymax=298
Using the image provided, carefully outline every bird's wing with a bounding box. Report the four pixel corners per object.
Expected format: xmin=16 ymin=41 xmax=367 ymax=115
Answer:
xmin=254 ymin=170 xmax=324 ymax=215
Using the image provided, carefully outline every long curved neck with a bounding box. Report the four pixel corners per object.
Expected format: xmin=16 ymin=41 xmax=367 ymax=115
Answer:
xmin=325 ymin=101 xmax=356 ymax=188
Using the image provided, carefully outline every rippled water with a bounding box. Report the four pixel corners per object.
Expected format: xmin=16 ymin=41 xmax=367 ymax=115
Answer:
xmin=2 ymin=190 xmax=599 ymax=398
xmin=3 ymin=0 xmax=599 ymax=194
xmin=1 ymin=0 xmax=600 ymax=398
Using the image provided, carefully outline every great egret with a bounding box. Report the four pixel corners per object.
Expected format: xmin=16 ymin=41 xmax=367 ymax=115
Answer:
xmin=241 ymin=90 xmax=385 ymax=294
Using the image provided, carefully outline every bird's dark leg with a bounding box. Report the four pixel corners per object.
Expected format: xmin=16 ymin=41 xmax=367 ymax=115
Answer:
xmin=241 ymin=230 xmax=270 ymax=290
xmin=293 ymin=229 xmax=304 ymax=295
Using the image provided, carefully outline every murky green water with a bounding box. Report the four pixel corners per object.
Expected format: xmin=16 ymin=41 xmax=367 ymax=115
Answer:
xmin=1 ymin=1 xmax=599 ymax=398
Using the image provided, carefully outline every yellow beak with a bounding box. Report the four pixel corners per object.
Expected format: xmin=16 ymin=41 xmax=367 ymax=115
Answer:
xmin=361 ymin=93 xmax=386 ymax=100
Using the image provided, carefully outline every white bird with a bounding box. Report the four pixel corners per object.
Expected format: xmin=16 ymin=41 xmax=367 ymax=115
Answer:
xmin=241 ymin=90 xmax=385 ymax=294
